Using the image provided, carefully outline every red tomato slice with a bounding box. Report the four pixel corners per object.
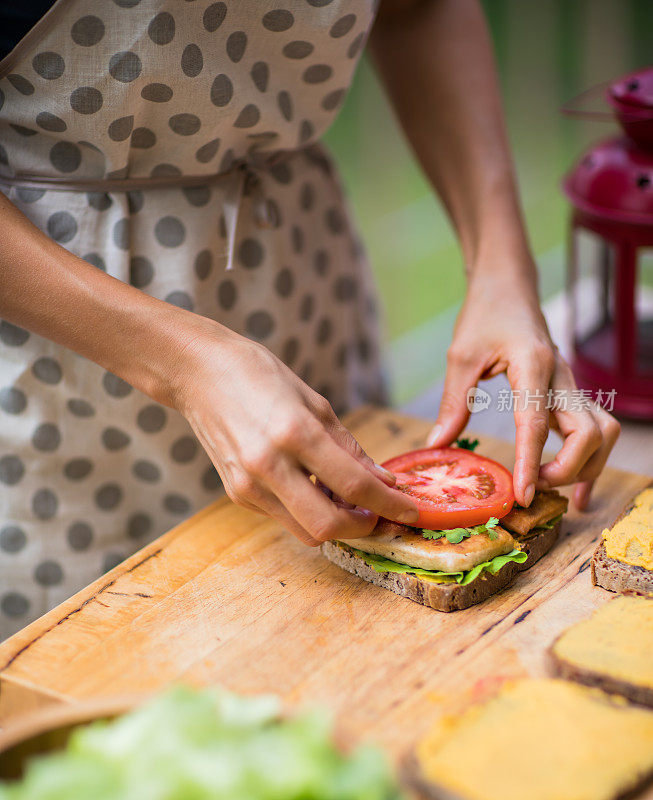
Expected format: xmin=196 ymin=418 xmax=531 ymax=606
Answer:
xmin=382 ymin=447 xmax=515 ymax=530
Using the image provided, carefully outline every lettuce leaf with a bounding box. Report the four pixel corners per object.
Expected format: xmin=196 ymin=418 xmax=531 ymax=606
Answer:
xmin=351 ymin=547 xmax=527 ymax=586
xmin=0 ymin=687 xmax=403 ymax=800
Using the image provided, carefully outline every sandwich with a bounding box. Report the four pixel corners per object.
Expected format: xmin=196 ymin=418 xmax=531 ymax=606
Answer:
xmin=322 ymin=440 xmax=568 ymax=612
xmin=548 ymin=594 xmax=653 ymax=708
xmin=591 ymin=487 xmax=653 ymax=596
xmin=403 ymin=678 xmax=653 ymax=800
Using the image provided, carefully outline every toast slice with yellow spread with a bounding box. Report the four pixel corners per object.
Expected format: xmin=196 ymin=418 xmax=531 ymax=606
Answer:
xmin=591 ymin=487 xmax=653 ymax=597
xmin=403 ymin=679 xmax=653 ymax=800
xmin=322 ymin=489 xmax=567 ymax=612
xmin=548 ymin=594 xmax=653 ymax=708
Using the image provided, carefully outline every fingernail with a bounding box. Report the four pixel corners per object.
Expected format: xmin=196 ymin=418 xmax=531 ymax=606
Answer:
xmin=373 ymin=463 xmax=396 ymax=485
xmin=426 ymin=424 xmax=442 ymax=447
xmin=523 ymin=484 xmax=535 ymax=507
xmin=397 ymin=507 xmax=420 ymax=524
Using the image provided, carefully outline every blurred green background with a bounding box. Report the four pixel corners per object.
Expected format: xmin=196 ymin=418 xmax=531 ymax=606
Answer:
xmin=324 ymin=0 xmax=652 ymax=403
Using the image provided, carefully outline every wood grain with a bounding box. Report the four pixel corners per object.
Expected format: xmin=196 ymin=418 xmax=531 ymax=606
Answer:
xmin=0 ymin=406 xmax=651 ymax=774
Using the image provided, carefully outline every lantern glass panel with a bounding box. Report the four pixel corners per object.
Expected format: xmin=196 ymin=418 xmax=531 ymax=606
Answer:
xmin=573 ymin=227 xmax=616 ymax=371
xmin=636 ymin=248 xmax=653 ymax=376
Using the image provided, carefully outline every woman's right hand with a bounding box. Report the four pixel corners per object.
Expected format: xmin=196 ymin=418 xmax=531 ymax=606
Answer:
xmin=168 ymin=322 xmax=420 ymax=547
xmin=0 ymin=194 xmax=417 ymax=546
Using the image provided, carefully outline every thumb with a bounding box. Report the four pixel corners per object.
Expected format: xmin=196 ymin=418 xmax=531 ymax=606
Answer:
xmin=427 ymin=358 xmax=479 ymax=448
xmin=323 ymin=408 xmax=397 ymax=487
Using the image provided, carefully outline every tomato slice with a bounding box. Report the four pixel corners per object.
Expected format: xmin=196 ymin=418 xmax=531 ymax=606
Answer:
xmin=382 ymin=447 xmax=515 ymax=530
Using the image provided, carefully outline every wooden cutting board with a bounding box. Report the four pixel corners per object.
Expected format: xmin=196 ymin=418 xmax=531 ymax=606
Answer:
xmin=1 ymin=406 xmax=651 ymax=769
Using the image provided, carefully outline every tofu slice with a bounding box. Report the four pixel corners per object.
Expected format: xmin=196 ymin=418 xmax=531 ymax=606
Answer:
xmin=341 ymin=519 xmax=517 ymax=573
xmin=501 ymin=489 xmax=568 ymax=537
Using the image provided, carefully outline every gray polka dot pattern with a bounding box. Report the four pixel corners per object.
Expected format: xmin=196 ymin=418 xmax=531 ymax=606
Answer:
xmin=0 ymin=321 xmax=30 ymax=346
xmin=71 ymin=16 xmax=105 ymax=47
xmin=0 ymin=455 xmax=25 ymax=485
xmin=0 ymin=387 xmax=28 ymax=414
xmin=0 ymin=525 xmax=27 ymax=554
xmin=32 ymin=52 xmax=65 ymax=80
xmin=109 ymin=51 xmax=142 ymax=83
xmin=67 ymin=521 xmax=93 ymax=551
xmin=70 ymin=87 xmax=103 ymax=114
xmin=32 ymin=423 xmax=61 ymax=452
xmin=0 ymin=0 xmax=385 ymax=639
xmin=67 ymin=398 xmax=95 ymax=417
xmin=32 ymin=488 xmax=58 ymax=519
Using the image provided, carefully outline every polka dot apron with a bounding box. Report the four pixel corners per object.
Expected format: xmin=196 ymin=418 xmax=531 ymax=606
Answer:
xmin=0 ymin=0 xmax=387 ymax=639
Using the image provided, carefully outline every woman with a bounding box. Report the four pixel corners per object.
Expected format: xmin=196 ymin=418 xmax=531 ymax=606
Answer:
xmin=0 ymin=0 xmax=619 ymax=639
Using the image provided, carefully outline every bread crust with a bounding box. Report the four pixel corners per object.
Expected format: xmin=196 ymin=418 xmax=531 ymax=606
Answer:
xmin=591 ymin=541 xmax=653 ymax=596
xmin=400 ymin=749 xmax=653 ymax=800
xmin=591 ymin=489 xmax=653 ymax=597
xmin=547 ymin=643 xmax=653 ymax=709
xmin=321 ymin=521 xmax=561 ymax=613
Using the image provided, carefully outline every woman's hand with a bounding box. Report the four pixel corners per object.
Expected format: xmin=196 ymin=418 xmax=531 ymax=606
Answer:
xmin=169 ymin=323 xmax=419 ymax=546
xmin=426 ymin=270 xmax=620 ymax=510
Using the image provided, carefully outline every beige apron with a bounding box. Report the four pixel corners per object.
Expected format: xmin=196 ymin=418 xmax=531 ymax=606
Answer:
xmin=0 ymin=0 xmax=386 ymax=639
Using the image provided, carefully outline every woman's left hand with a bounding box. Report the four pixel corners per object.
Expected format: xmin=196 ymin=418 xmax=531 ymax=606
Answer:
xmin=426 ymin=268 xmax=621 ymax=510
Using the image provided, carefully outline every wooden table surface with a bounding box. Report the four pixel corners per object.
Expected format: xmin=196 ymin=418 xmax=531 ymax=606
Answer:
xmin=1 ymin=406 xmax=651 ymax=770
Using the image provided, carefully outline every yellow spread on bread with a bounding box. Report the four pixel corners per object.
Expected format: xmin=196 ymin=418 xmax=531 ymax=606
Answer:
xmin=553 ymin=595 xmax=653 ymax=689
xmin=416 ymin=679 xmax=653 ymax=800
xmin=602 ymin=487 xmax=653 ymax=570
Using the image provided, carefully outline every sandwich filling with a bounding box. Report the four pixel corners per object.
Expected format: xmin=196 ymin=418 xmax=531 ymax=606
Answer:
xmin=343 ymin=522 xmax=517 ymax=573
xmin=338 ymin=492 xmax=564 ymax=585
xmin=602 ymin=487 xmax=653 ymax=570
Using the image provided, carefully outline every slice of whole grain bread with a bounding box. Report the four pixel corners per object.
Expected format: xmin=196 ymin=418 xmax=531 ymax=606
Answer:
xmin=591 ymin=540 xmax=653 ymax=595
xmin=590 ymin=482 xmax=653 ymax=601
xmin=547 ymin=595 xmax=653 ymax=708
xmin=320 ymin=520 xmax=561 ymax=613
xmin=548 ymin=640 xmax=653 ymax=709
xmin=400 ymin=725 xmax=653 ymax=800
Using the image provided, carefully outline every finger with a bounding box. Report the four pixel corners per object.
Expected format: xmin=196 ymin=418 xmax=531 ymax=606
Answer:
xmin=312 ymin=396 xmax=396 ymax=486
xmin=571 ymin=409 xmax=620 ymax=510
xmin=228 ymin=472 xmax=323 ymax=547
xmin=508 ymin=357 xmax=555 ymax=506
xmin=426 ymin=350 xmax=479 ymax=447
xmin=573 ymin=480 xmax=593 ymax=511
xmin=293 ymin=420 xmax=419 ymax=525
xmin=260 ymin=494 xmax=322 ymax=547
xmin=221 ymin=470 xmax=321 ymax=546
xmin=269 ymin=463 xmax=379 ymax=543
xmin=538 ymin=411 xmax=602 ymax=487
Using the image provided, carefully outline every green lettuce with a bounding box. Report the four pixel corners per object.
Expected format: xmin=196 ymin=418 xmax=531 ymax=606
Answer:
xmin=0 ymin=687 xmax=403 ymax=800
xmin=352 ymin=547 xmax=527 ymax=586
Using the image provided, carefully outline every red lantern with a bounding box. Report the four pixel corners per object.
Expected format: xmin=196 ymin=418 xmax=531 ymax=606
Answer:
xmin=564 ymin=67 xmax=653 ymax=420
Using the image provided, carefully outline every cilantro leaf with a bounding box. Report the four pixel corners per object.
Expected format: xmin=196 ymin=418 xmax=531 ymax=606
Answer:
xmin=445 ymin=528 xmax=467 ymax=544
xmin=421 ymin=530 xmax=445 ymax=540
xmin=484 ymin=517 xmax=499 ymax=540
xmin=421 ymin=516 xmax=502 ymax=542
xmin=455 ymin=437 xmax=480 ymax=451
